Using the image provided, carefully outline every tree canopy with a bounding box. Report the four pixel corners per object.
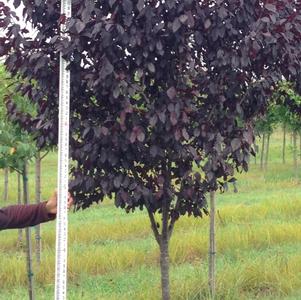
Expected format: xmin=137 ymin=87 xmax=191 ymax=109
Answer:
xmin=1 ymin=0 xmax=300 ymax=210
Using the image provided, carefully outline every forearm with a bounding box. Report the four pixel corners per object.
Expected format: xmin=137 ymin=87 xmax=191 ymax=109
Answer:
xmin=0 ymin=202 xmax=56 ymax=230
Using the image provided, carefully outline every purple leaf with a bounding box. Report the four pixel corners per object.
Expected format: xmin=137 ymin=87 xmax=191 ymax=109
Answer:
xmin=167 ymin=87 xmax=176 ymax=99
xmin=75 ymin=20 xmax=85 ymax=33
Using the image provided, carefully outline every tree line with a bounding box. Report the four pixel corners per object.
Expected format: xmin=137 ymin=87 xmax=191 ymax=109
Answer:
xmin=255 ymin=82 xmax=301 ymax=177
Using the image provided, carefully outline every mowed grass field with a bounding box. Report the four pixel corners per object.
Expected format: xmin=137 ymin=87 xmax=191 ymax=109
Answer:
xmin=0 ymin=130 xmax=301 ymax=300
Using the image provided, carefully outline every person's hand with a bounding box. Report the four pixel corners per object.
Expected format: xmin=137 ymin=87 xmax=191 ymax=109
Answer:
xmin=45 ymin=190 xmax=74 ymax=215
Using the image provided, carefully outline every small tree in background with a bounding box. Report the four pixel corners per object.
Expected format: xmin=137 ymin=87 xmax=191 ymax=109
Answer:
xmin=254 ymin=81 xmax=301 ymax=172
xmin=278 ymin=83 xmax=301 ymax=178
xmin=254 ymin=107 xmax=277 ymax=170
xmin=0 ymin=63 xmax=44 ymax=298
xmin=0 ymin=65 xmax=37 ymax=299
xmin=0 ymin=117 xmax=37 ymax=300
xmin=274 ymin=82 xmax=301 ymax=177
xmin=275 ymin=104 xmax=291 ymax=164
xmin=287 ymin=115 xmax=301 ymax=179
xmin=2 ymin=1 xmax=301 ymax=299
xmin=0 ymin=61 xmax=52 ymax=261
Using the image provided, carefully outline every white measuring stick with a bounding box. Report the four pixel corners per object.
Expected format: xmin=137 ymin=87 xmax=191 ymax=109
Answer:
xmin=55 ymin=0 xmax=71 ymax=299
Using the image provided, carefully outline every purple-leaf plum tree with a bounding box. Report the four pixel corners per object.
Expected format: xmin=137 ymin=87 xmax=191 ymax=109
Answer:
xmin=1 ymin=1 xmax=301 ymax=299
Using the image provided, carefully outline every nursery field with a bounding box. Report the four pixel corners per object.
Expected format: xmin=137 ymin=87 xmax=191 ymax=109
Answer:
xmin=0 ymin=130 xmax=301 ymax=300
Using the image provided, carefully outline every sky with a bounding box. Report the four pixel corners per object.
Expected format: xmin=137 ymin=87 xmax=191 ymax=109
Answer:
xmin=3 ymin=0 xmax=25 ymax=23
xmin=1 ymin=0 xmax=35 ymax=37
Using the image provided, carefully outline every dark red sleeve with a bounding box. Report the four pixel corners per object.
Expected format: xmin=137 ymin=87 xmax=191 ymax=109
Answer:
xmin=0 ymin=202 xmax=56 ymax=230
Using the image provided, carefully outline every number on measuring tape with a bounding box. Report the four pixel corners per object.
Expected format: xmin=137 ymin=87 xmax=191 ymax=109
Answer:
xmin=55 ymin=1 xmax=72 ymax=300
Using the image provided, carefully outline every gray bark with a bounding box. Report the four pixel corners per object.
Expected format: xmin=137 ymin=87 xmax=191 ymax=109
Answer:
xmin=160 ymin=197 xmax=170 ymax=300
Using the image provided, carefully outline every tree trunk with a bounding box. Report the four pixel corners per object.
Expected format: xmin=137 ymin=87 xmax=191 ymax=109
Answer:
xmin=282 ymin=124 xmax=286 ymax=164
xmin=35 ymin=153 xmax=42 ymax=264
xmin=160 ymin=235 xmax=170 ymax=300
xmin=209 ymin=191 xmax=216 ymax=299
xmin=3 ymin=167 xmax=8 ymax=201
xmin=23 ymin=163 xmax=35 ymax=300
xmin=293 ymin=131 xmax=298 ymax=179
xmin=264 ymin=133 xmax=270 ymax=171
xmin=260 ymin=134 xmax=266 ymax=170
xmin=17 ymin=173 xmax=23 ymax=244
xmin=160 ymin=197 xmax=170 ymax=300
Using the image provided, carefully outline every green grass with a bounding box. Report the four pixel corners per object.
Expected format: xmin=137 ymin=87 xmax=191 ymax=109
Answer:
xmin=0 ymin=129 xmax=301 ymax=299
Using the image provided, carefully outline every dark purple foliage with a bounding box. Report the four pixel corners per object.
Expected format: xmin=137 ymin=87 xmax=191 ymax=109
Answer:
xmin=1 ymin=0 xmax=301 ymax=223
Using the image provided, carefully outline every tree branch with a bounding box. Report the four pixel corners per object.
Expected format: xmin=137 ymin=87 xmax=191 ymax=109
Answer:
xmin=147 ymin=209 xmax=161 ymax=245
xmin=40 ymin=150 xmax=49 ymax=160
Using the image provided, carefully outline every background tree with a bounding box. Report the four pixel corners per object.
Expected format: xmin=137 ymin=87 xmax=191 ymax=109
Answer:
xmin=0 ymin=61 xmax=51 ymax=261
xmin=0 ymin=63 xmax=40 ymax=299
xmin=0 ymin=115 xmax=37 ymax=300
xmin=254 ymin=81 xmax=301 ymax=173
xmin=254 ymin=106 xmax=277 ymax=170
xmin=0 ymin=64 xmax=21 ymax=241
xmin=275 ymin=104 xmax=291 ymax=164
xmin=274 ymin=82 xmax=301 ymax=178
xmin=2 ymin=1 xmax=301 ymax=299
